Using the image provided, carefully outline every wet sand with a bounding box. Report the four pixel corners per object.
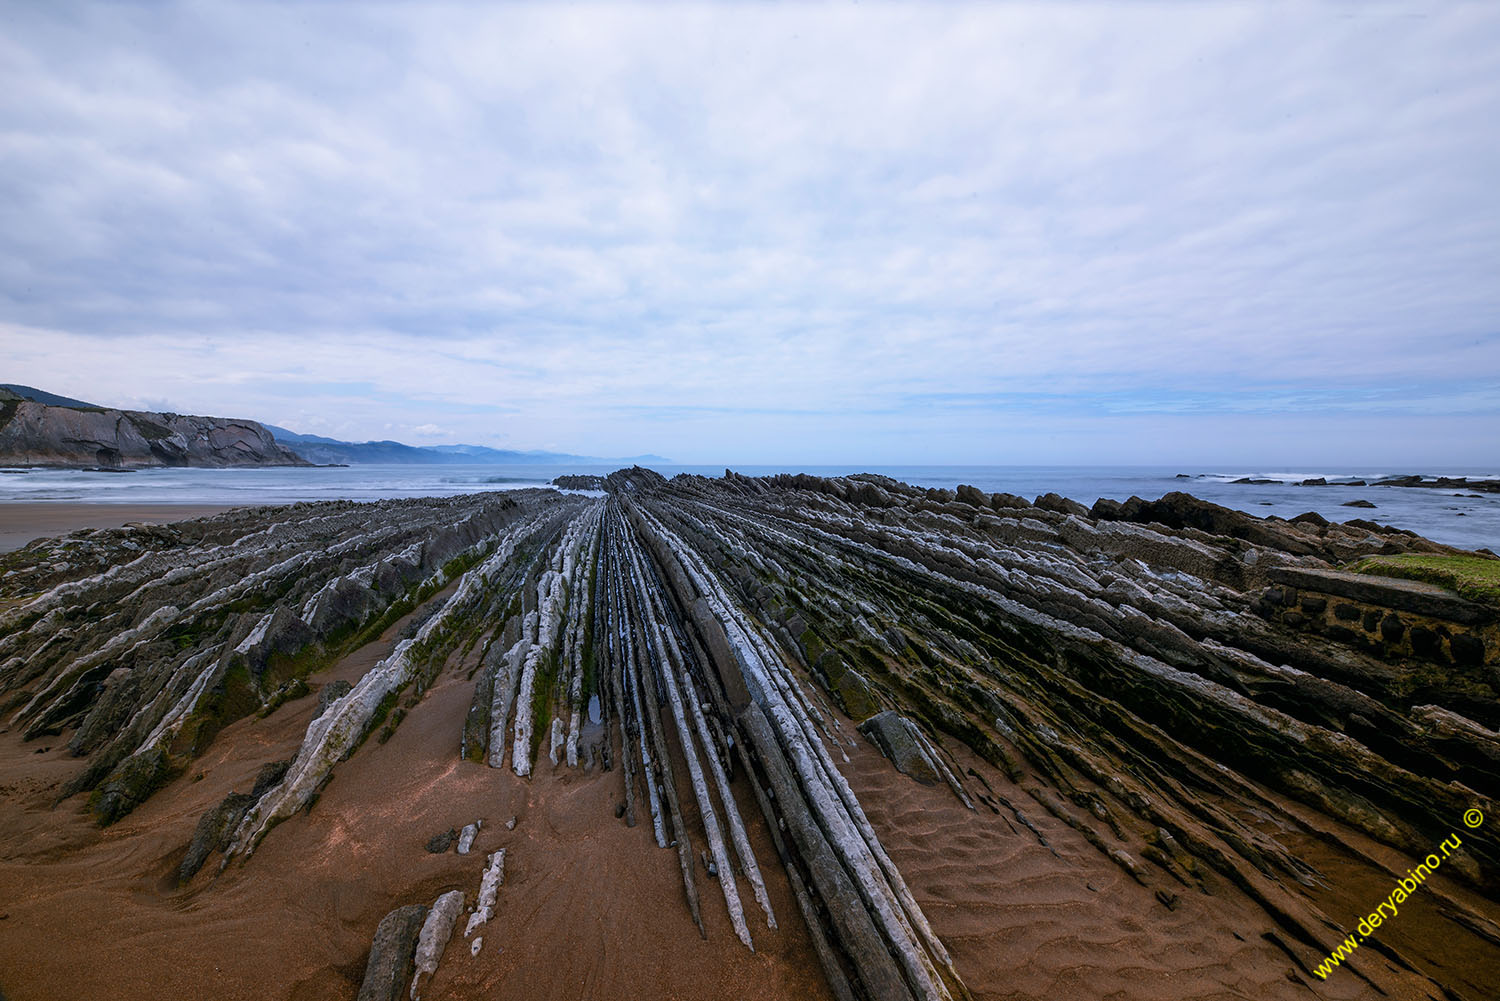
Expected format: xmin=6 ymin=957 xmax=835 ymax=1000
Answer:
xmin=0 ymin=602 xmax=830 ymax=1001
xmin=2 ymin=565 xmax=1495 ymax=999
xmin=0 ymin=502 xmax=237 ymax=552
xmin=7 ymin=652 xmax=1487 ymax=1001
xmin=831 ymin=704 xmax=1499 ymax=1001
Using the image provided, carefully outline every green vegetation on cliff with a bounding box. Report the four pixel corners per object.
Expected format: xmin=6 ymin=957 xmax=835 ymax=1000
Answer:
xmin=1348 ymin=553 xmax=1500 ymax=604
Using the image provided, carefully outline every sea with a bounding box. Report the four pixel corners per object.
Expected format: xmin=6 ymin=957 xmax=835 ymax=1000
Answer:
xmin=2 ymin=463 xmax=1497 ymax=552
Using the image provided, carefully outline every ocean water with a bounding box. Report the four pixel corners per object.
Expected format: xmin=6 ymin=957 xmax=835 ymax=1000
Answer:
xmin=1 ymin=463 xmax=1497 ymax=552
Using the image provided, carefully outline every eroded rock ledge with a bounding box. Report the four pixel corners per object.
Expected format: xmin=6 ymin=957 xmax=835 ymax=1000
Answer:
xmin=0 ymin=392 xmax=307 ymax=468
xmin=2 ymin=470 xmax=1496 ymax=999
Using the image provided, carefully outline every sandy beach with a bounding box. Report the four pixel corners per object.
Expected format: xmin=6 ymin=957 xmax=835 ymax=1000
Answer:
xmin=0 ymin=598 xmax=831 ymax=1001
xmin=0 ymin=503 xmax=237 ymax=553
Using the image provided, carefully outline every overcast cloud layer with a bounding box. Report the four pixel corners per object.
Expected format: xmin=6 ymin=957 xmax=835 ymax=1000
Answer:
xmin=2 ymin=2 xmax=1497 ymax=464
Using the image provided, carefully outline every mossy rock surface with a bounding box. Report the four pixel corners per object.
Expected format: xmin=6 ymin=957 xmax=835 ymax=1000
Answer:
xmin=88 ymin=746 xmax=178 ymax=826
xmin=834 ymin=667 xmax=881 ymax=721
xmin=1347 ymin=553 xmax=1500 ymax=605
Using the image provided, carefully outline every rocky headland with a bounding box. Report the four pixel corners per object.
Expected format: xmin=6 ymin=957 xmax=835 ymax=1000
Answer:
xmin=0 ymin=388 xmax=307 ymax=468
xmin=1227 ymin=473 xmax=1500 ymax=494
xmin=0 ymin=470 xmax=1496 ymax=1000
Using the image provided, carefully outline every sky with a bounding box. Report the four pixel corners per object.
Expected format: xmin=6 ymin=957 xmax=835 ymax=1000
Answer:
xmin=1 ymin=2 xmax=1497 ymax=466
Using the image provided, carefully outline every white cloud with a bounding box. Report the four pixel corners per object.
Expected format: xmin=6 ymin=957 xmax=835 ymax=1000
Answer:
xmin=0 ymin=2 xmax=1497 ymax=463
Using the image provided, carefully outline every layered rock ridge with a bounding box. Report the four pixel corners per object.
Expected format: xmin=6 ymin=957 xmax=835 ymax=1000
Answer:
xmin=1 ymin=470 xmax=1497 ymax=999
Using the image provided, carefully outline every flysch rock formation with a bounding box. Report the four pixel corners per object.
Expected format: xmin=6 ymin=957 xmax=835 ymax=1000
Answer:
xmin=0 ymin=389 xmax=307 ymax=468
xmin=0 ymin=470 xmax=1497 ymax=1000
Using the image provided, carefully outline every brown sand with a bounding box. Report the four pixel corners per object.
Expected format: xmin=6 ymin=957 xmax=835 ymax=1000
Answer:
xmin=3 ymin=587 xmax=1495 ymax=999
xmin=832 ymin=705 xmax=1500 ymax=1001
xmin=834 ymin=734 xmax=1355 ymax=1001
xmin=0 ymin=502 xmax=238 ymax=552
xmin=0 ymin=606 xmax=830 ymax=1001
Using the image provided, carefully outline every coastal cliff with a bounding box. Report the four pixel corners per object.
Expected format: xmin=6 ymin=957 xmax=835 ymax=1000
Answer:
xmin=0 ymin=389 xmax=308 ymax=468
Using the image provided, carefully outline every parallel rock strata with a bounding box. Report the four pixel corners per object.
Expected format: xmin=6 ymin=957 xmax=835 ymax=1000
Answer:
xmin=0 ymin=391 xmax=307 ymax=468
xmin=1 ymin=471 xmax=1497 ymax=1000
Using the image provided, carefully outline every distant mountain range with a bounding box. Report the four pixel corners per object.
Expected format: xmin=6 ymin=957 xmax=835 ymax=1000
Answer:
xmin=260 ymin=427 xmax=667 ymax=466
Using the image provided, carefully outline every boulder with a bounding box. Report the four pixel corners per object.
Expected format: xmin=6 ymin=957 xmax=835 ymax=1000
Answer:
xmin=68 ymin=665 xmax=148 ymax=756
xmin=229 ymin=605 xmax=315 ymax=679
xmin=304 ymin=578 xmax=380 ymax=637
xmin=1033 ymin=493 xmax=1090 ymax=518
xmin=833 ymin=667 xmax=881 ymax=721
xmin=857 ymin=711 xmax=942 ymax=785
xmin=1110 ymin=492 xmax=1321 ymax=556
xmin=1342 ymin=499 xmax=1377 ymax=508
xmin=989 ymin=492 xmax=1031 ymax=511
xmin=602 ymin=466 xmax=668 ymax=494
xmin=356 ymin=905 xmax=428 ymax=1001
xmin=955 ymin=484 xmax=989 ymax=507
xmin=1090 ymin=498 xmax=1124 ymax=520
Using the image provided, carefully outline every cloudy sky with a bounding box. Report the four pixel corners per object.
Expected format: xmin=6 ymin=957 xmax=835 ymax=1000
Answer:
xmin=2 ymin=2 xmax=1497 ymax=465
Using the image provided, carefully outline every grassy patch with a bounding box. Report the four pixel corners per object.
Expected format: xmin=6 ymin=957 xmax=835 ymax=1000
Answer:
xmin=368 ymin=688 xmax=400 ymax=732
xmin=257 ymin=677 xmax=310 ymax=718
xmin=1347 ymin=553 xmax=1500 ymax=604
xmin=127 ymin=416 xmax=175 ymax=441
xmin=351 ymin=592 xmax=417 ymax=649
xmin=377 ymin=707 xmax=407 ymax=744
xmin=530 ymin=649 xmax=558 ymax=763
xmin=580 ymin=630 xmax=596 ymax=703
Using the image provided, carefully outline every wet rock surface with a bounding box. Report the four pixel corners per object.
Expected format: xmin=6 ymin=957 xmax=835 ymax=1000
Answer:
xmin=2 ymin=470 xmax=1498 ymax=1000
